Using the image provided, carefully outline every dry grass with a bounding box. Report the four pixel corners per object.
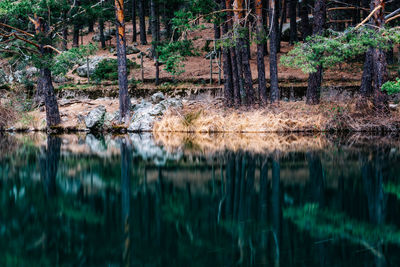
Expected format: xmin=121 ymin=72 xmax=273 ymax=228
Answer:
xmin=154 ymin=132 xmax=331 ymax=155
xmin=0 ymin=103 xmax=16 ymax=130
xmin=154 ymin=99 xmax=400 ymax=133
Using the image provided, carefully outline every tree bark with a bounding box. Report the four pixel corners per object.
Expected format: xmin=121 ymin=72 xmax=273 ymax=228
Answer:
xmin=306 ymin=0 xmax=326 ymax=105
xmin=371 ymin=0 xmax=388 ymax=111
xmin=234 ymin=0 xmax=254 ymax=106
xmin=150 ymin=0 xmax=159 ymax=85
xmin=139 ymin=0 xmax=147 ymax=45
xmin=115 ymin=0 xmax=131 ymax=123
xmin=360 ymin=48 xmax=374 ymax=97
xmin=72 ymin=24 xmax=80 ymax=47
xmin=289 ymin=0 xmax=298 ymax=44
xmin=132 ymin=0 xmax=137 ymax=42
xmin=99 ymin=18 xmax=106 ymax=49
xmin=62 ymin=11 xmax=68 ymax=51
xmin=222 ymin=0 xmax=234 ymax=105
xmin=300 ymin=0 xmax=311 ymax=40
xmin=256 ymin=0 xmax=268 ymax=104
xmin=270 ymin=0 xmax=280 ymax=103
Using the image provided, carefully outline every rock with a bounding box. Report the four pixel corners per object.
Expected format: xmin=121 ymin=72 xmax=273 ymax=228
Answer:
xmin=25 ymin=67 xmax=39 ymax=77
xmin=105 ymin=28 xmax=116 ymax=36
xmin=129 ymin=133 xmax=182 ymax=166
xmin=151 ymin=92 xmax=165 ymax=103
xmin=160 ymin=98 xmax=183 ymax=109
xmin=128 ymin=112 xmax=154 ymax=132
xmin=53 ymin=75 xmax=69 ymax=83
xmin=76 ymin=56 xmax=105 ymax=77
xmin=126 ymin=46 xmax=141 ymax=55
xmin=92 ymin=34 xmax=112 ymax=42
xmin=84 ymin=105 xmax=106 ymax=130
xmin=104 ymin=111 xmax=120 ymax=128
xmin=389 ymin=104 xmax=398 ymax=110
xmin=109 ymin=47 xmax=116 ymax=54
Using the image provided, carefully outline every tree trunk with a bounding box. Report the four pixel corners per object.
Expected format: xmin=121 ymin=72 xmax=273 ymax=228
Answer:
xmin=371 ymin=0 xmax=388 ymax=111
xmin=222 ymin=0 xmax=234 ymax=105
xmin=41 ymin=68 xmax=61 ymax=127
xmin=256 ymin=0 xmax=268 ymax=104
xmin=115 ymin=0 xmax=131 ymax=123
xmin=289 ymin=0 xmax=298 ymax=44
xmin=139 ymin=0 xmax=147 ymax=45
xmin=73 ymin=24 xmax=80 ymax=47
xmin=262 ymin=0 xmax=269 ymax=55
xmin=99 ymin=18 xmax=106 ymax=49
xmin=306 ymin=0 xmax=326 ymax=105
xmin=150 ymin=0 xmax=159 ymax=84
xmin=300 ymin=0 xmax=311 ymax=40
xmin=234 ymin=0 xmax=254 ymax=106
xmin=62 ymin=11 xmax=68 ymax=51
xmin=132 ymin=0 xmax=137 ymax=42
xmin=88 ymin=19 xmax=94 ymax=33
xmin=270 ymin=0 xmax=280 ymax=103
xmin=360 ymin=48 xmax=374 ymax=97
xmin=277 ymin=0 xmax=286 ymax=52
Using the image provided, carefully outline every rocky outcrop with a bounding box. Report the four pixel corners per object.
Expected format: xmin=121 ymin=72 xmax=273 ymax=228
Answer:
xmin=76 ymin=56 xmax=104 ymax=77
xmin=85 ymin=105 xmax=106 ymax=130
xmin=128 ymin=93 xmax=182 ymax=132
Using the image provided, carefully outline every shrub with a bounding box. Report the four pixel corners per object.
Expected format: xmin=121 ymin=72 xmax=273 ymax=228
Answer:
xmin=92 ymin=59 xmax=140 ymax=81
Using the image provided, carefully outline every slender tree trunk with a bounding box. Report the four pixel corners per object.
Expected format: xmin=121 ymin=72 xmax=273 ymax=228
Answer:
xmin=256 ymin=0 xmax=268 ymax=104
xmin=289 ymin=0 xmax=298 ymax=44
xmin=132 ymin=0 xmax=137 ymax=42
xmin=73 ymin=24 xmax=80 ymax=47
xmin=88 ymin=19 xmax=94 ymax=33
xmin=306 ymin=0 xmax=326 ymax=105
xmin=139 ymin=0 xmax=147 ymax=45
xmin=234 ymin=0 xmax=254 ymax=106
xmin=150 ymin=0 xmax=159 ymax=85
xmin=62 ymin=11 xmax=68 ymax=51
xmin=371 ymin=0 xmax=388 ymax=111
xmin=115 ymin=0 xmax=131 ymax=123
xmin=270 ymin=0 xmax=280 ymax=103
xmin=278 ymin=0 xmax=286 ymax=52
xmin=262 ymin=0 xmax=269 ymax=55
xmin=222 ymin=0 xmax=234 ymax=105
xmin=300 ymin=0 xmax=311 ymax=40
xmin=99 ymin=18 xmax=106 ymax=49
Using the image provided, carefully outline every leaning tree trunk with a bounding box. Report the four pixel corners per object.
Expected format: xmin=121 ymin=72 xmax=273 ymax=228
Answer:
xmin=270 ymin=0 xmax=280 ymax=103
xmin=256 ymin=0 xmax=268 ymax=104
xmin=371 ymin=0 xmax=388 ymax=111
xmin=32 ymin=16 xmax=61 ymax=128
xmin=132 ymin=0 xmax=137 ymax=42
xmin=306 ymin=0 xmax=326 ymax=105
xmin=138 ymin=0 xmax=147 ymax=45
xmin=115 ymin=0 xmax=131 ymax=123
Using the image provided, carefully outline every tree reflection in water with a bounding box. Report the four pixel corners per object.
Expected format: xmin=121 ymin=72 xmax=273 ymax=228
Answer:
xmin=0 ymin=134 xmax=400 ymax=266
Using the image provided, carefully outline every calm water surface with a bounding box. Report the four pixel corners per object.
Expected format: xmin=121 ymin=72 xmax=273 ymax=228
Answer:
xmin=0 ymin=133 xmax=400 ymax=267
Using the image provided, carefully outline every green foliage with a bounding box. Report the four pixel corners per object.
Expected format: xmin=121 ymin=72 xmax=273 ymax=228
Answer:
xmin=157 ymin=40 xmax=197 ymax=76
xmin=52 ymin=44 xmax=97 ymax=76
xmin=281 ymin=27 xmax=400 ymax=74
xmin=92 ymin=59 xmax=139 ymax=81
xmin=382 ymin=78 xmax=400 ymax=95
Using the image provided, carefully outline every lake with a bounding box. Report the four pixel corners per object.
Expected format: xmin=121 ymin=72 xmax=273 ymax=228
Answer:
xmin=0 ymin=133 xmax=400 ymax=266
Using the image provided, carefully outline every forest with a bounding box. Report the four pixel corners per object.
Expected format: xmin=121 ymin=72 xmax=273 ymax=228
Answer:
xmin=0 ymin=0 xmax=399 ymax=133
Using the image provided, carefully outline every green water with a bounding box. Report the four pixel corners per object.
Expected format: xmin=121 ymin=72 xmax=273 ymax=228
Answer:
xmin=1 ymin=133 xmax=400 ymax=267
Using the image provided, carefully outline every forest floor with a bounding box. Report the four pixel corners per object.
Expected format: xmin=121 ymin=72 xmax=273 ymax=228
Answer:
xmin=1 ymin=21 xmax=400 ymax=133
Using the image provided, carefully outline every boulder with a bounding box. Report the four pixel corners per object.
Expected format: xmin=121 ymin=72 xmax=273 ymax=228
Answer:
xmin=160 ymin=97 xmax=183 ymax=109
xmin=85 ymin=105 xmax=106 ymax=130
xmin=151 ymin=92 xmax=165 ymax=103
xmin=92 ymin=33 xmax=112 ymax=42
xmin=76 ymin=56 xmax=104 ymax=77
xmin=104 ymin=111 xmax=120 ymax=129
xmin=126 ymin=46 xmax=141 ymax=55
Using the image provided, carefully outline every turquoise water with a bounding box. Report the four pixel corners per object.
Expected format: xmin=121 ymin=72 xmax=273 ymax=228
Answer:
xmin=0 ymin=133 xmax=400 ymax=266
